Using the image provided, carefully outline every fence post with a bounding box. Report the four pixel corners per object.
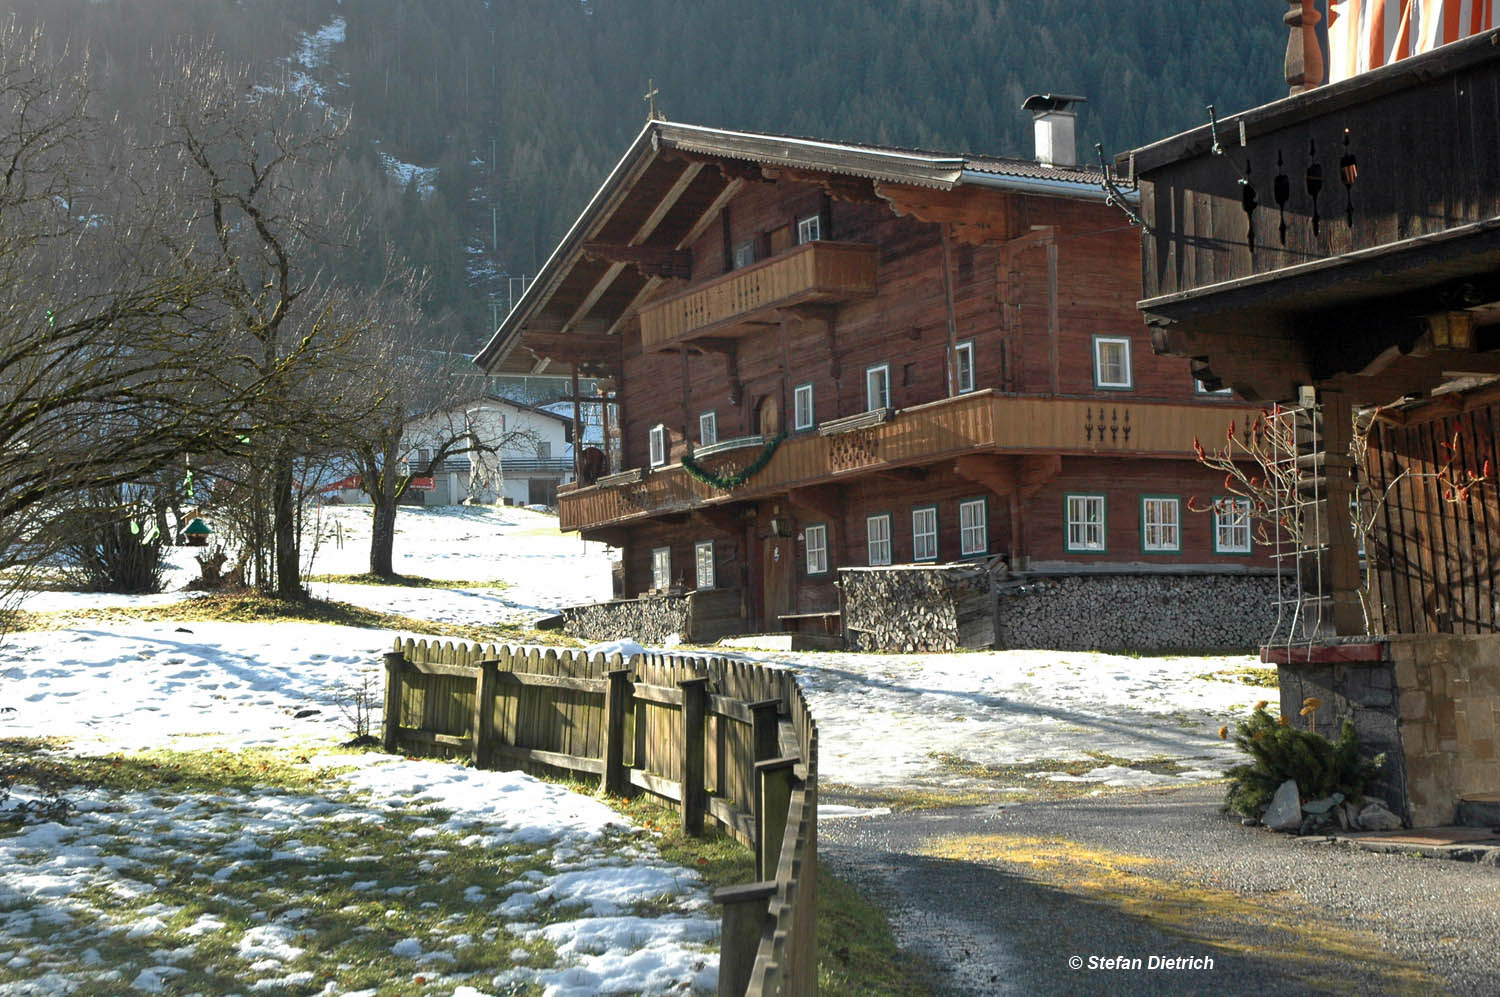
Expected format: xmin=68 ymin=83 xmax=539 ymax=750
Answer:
xmin=602 ymin=668 xmax=632 ymax=795
xmin=712 ymin=881 xmax=777 ymax=997
xmin=472 ymin=658 xmax=499 ymax=768
xmin=382 ymin=650 xmax=405 ymax=754
xmin=679 ymin=677 xmax=709 ymax=835
xmin=754 ymin=757 xmax=798 ymax=880
xmin=749 ymin=698 xmax=781 ymax=764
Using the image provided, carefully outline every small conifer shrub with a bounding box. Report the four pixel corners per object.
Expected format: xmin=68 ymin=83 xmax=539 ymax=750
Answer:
xmin=1224 ymin=706 xmax=1385 ymax=817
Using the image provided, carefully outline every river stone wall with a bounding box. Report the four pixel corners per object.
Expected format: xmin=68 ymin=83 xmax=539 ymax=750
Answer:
xmin=996 ymin=573 xmax=1282 ymax=652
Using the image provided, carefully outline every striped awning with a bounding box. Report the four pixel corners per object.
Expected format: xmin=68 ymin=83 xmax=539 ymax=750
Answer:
xmin=1328 ymin=0 xmax=1497 ymax=81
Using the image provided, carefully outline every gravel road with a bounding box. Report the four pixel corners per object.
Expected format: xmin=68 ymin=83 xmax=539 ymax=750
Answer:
xmin=822 ymin=784 xmax=1500 ymax=995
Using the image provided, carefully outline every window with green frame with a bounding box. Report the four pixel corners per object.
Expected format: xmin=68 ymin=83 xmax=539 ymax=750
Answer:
xmin=1065 ymin=494 xmax=1105 ymax=552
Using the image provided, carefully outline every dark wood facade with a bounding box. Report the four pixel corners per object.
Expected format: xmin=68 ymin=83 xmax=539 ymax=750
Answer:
xmin=1121 ymin=28 xmax=1500 ymax=638
xmin=480 ymin=122 xmax=1271 ymax=632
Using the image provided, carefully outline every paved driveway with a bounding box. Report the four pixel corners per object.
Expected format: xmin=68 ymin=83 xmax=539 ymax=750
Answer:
xmin=822 ymin=784 xmax=1500 ymax=995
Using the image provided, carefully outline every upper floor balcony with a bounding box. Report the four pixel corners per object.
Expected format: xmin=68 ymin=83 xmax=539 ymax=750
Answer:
xmin=639 ymin=241 xmax=878 ymax=352
xmin=557 ymin=390 xmax=1259 ymax=533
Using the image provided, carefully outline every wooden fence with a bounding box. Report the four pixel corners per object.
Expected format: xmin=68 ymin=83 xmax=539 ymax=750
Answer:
xmin=382 ymin=637 xmax=819 ymax=996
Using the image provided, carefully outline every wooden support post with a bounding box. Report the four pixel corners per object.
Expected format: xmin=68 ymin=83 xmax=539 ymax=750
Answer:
xmin=570 ymin=363 xmax=583 ymax=482
xmin=940 ymin=223 xmax=960 ymax=398
xmin=1284 ymin=0 xmax=1324 ymax=95
xmin=1046 ymin=241 xmax=1059 ymax=395
xmin=749 ymin=698 xmax=781 ymax=764
xmin=382 ymin=650 xmax=405 ymax=754
xmin=712 ymin=881 xmax=777 ymax=997
xmin=754 ymin=756 xmax=798 ymax=880
xmin=679 ymin=677 xmax=709 ymax=835
xmin=1320 ymin=390 xmax=1365 ymax=635
xmin=472 ymin=658 xmax=499 ymax=768
xmin=601 ymin=668 xmax=632 ymax=795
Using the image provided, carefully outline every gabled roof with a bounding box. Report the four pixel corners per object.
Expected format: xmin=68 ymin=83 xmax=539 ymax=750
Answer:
xmin=475 ymin=119 xmax=1111 ymax=377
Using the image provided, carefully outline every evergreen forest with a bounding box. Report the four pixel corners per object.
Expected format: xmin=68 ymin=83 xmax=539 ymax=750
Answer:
xmin=9 ymin=0 xmax=1286 ymax=351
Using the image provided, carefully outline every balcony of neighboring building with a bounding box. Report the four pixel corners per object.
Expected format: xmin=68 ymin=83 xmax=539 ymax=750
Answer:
xmin=556 ymin=390 xmax=1259 ymax=533
xmin=638 ymin=240 xmax=877 ymax=352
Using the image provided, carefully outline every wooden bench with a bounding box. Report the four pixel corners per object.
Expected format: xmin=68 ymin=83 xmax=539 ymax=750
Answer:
xmin=776 ymin=611 xmax=841 ymax=637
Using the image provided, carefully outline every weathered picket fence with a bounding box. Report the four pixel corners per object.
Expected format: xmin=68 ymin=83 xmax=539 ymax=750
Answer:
xmin=382 ymin=637 xmax=818 ymax=996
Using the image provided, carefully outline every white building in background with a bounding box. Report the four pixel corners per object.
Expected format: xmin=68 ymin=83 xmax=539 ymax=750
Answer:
xmin=401 ymin=396 xmax=577 ymax=507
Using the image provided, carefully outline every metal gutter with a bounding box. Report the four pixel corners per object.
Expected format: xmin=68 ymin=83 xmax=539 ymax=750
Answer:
xmin=959 ymin=168 xmax=1133 ymax=203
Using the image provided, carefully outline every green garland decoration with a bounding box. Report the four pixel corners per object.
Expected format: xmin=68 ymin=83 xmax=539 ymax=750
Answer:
xmin=680 ymin=432 xmax=787 ymax=490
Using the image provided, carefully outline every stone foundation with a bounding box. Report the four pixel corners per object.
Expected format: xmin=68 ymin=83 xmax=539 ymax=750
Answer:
xmin=1271 ymin=634 xmax=1500 ymax=827
xmin=561 ymin=588 xmax=745 ymax=645
xmin=997 ymin=572 xmax=1281 ymax=652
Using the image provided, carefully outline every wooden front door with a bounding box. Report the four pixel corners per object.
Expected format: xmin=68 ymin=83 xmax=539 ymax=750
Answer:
xmin=761 ymin=534 xmax=791 ymax=630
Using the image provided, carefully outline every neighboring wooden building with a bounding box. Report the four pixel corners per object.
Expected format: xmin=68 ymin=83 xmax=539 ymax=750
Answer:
xmin=1120 ymin=16 xmax=1500 ymax=825
xmin=478 ymin=116 xmax=1269 ymax=636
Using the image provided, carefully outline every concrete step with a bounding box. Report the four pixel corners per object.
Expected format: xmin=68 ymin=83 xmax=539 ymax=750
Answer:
xmin=1458 ymin=794 xmax=1500 ymax=828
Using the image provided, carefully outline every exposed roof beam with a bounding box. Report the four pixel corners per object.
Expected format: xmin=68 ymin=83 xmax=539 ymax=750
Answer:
xmin=676 ymin=178 xmax=743 ymax=250
xmin=582 ymin=243 xmax=692 ymax=278
xmin=606 ymin=276 xmax=663 ymax=337
xmin=561 ymin=162 xmax=704 ymax=334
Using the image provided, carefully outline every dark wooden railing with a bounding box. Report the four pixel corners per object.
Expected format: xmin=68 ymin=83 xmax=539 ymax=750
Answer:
xmin=383 ymin=637 xmax=818 ymax=996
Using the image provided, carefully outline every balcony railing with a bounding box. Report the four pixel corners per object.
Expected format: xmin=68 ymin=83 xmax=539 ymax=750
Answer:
xmin=639 ymin=241 xmax=877 ymax=351
xmin=558 ymin=391 xmax=1260 ymax=532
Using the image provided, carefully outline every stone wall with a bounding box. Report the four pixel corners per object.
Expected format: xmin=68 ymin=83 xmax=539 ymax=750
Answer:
xmin=996 ymin=573 xmax=1281 ymax=652
xmin=1387 ymin=635 xmax=1500 ymax=827
xmin=560 ymin=588 xmax=745 ymax=645
xmin=840 ymin=564 xmax=994 ymax=653
xmin=1275 ymin=647 xmax=1409 ymax=822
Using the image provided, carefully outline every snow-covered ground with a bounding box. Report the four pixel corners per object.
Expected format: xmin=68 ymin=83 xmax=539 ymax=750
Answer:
xmin=0 ymin=501 xmax=1272 ymax=992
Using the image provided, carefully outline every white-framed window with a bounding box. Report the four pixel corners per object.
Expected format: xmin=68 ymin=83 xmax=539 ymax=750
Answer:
xmin=866 ymin=363 xmax=891 ymax=412
xmin=959 ymin=498 xmax=988 ymax=556
xmin=536 ymin=441 xmax=551 ymax=460
xmin=694 ymin=540 xmax=715 ymax=589
xmin=699 ymin=411 xmax=717 ymax=447
xmin=1141 ymin=496 xmax=1181 ymax=553
xmin=1093 ymin=335 xmax=1133 ymax=390
xmin=732 ymin=240 xmax=756 ymax=269
xmin=912 ymin=506 xmax=938 ymax=562
xmin=1065 ymin=494 xmax=1106 ymax=552
xmin=866 ymin=513 xmax=892 ymax=566
xmin=1214 ymin=497 xmax=1253 ymax=554
xmin=651 ymin=546 xmax=671 ymax=590
xmin=793 ymin=383 xmax=815 ymax=431
xmin=1195 ymin=378 xmax=1233 ymax=396
xmin=955 ymin=340 xmax=975 ymax=393
xmin=804 ymin=523 xmax=828 ymax=574
xmin=649 ymin=424 xmax=666 ymax=467
xmin=797 ymin=214 xmax=821 ymax=244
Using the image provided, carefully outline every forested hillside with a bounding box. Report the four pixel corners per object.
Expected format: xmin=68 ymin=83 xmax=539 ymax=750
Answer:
xmin=10 ymin=0 xmax=1285 ymax=350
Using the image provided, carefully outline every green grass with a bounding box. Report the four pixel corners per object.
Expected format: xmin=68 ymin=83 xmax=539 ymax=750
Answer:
xmin=2 ymin=592 xmax=582 ymax=646
xmin=306 ymin=573 xmax=511 ymax=590
xmin=1196 ymin=665 xmax=1280 ymax=688
xmin=595 ymin=791 xmax=928 ymax=995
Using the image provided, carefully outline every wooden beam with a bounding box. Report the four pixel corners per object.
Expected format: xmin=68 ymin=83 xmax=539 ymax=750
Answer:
xmin=941 ymin=224 xmax=960 ymax=397
xmin=875 ymin=181 xmax=1015 ymax=245
xmin=563 ymin=163 xmax=704 ymax=334
xmin=676 ymin=178 xmax=744 ymax=250
xmin=954 ymin=454 xmax=1061 ymax=498
xmin=582 ymin=243 xmax=693 ymax=279
xmin=604 ymin=276 xmax=663 ymax=337
xmin=692 ymin=505 xmax=745 ymax=534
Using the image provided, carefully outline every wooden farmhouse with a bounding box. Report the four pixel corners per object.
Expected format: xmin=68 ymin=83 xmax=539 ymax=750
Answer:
xmin=478 ymin=112 xmax=1276 ymax=648
xmin=1119 ymin=10 xmax=1500 ymax=825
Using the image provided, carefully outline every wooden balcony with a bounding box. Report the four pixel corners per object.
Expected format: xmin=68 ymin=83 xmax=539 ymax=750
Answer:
xmin=558 ymin=390 xmax=1260 ymax=532
xmin=639 ymin=241 xmax=877 ymax=351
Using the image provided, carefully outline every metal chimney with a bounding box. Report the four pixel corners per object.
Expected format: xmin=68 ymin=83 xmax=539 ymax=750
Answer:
xmin=1022 ymin=93 xmax=1086 ymax=168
